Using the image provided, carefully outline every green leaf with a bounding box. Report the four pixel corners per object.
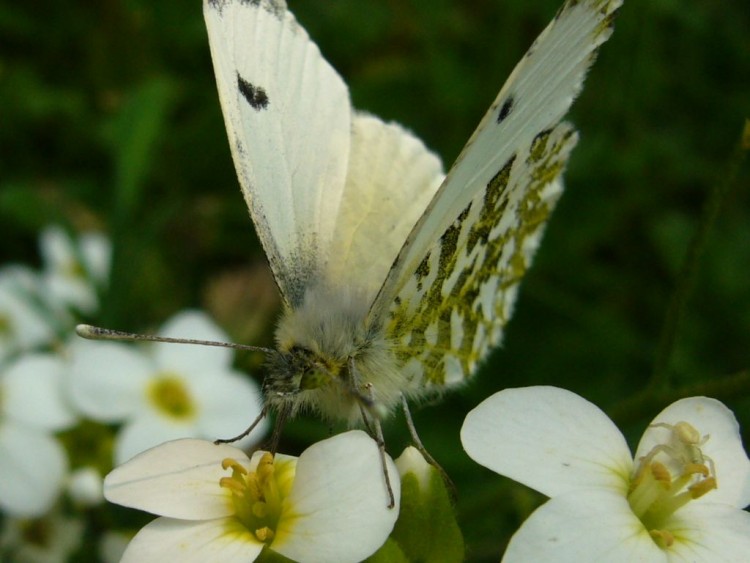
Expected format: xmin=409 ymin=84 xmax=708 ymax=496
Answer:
xmin=366 ymin=538 xmax=410 ymax=563
xmin=391 ymin=466 xmax=464 ymax=562
xmin=108 ymin=78 xmax=175 ymax=219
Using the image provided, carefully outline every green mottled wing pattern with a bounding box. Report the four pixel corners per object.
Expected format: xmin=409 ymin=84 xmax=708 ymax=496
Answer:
xmin=378 ymin=0 xmax=622 ymax=390
xmin=387 ymin=126 xmax=576 ymax=387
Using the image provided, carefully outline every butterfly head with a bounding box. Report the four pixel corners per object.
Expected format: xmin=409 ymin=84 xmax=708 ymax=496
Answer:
xmin=262 ymin=345 xmax=346 ymax=412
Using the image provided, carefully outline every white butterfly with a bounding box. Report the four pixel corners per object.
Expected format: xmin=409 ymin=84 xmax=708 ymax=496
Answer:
xmin=203 ymin=0 xmax=621 ymax=427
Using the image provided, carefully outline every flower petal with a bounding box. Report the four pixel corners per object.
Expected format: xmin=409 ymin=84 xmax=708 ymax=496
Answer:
xmin=40 ymin=226 xmax=100 ymax=314
xmin=68 ymin=340 xmax=152 ymax=422
xmin=114 ymin=413 xmax=199 ymax=465
xmin=39 ymin=225 xmax=76 ymax=272
xmin=192 ymin=372 xmax=267 ymax=449
xmin=461 ymin=387 xmax=633 ymax=497
xmin=502 ymin=489 xmax=665 ymax=563
xmin=667 ymin=502 xmax=750 ymax=561
xmin=395 ymin=446 xmax=432 ymax=491
xmin=79 ymin=231 xmax=112 ymax=284
xmin=3 ymin=353 xmax=76 ymax=430
xmin=120 ymin=517 xmax=263 ymax=563
xmin=68 ymin=466 xmax=104 ymax=507
xmin=104 ymin=438 xmax=244 ymax=519
xmin=0 ymin=266 xmax=56 ymax=357
xmin=0 ymin=422 xmax=68 ymax=517
xmin=154 ymin=310 xmax=232 ymax=375
xmin=273 ymin=430 xmax=400 ymax=563
xmin=634 ymin=397 xmax=750 ymax=508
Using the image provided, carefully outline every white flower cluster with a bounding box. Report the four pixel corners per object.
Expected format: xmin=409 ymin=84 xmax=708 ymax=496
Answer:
xmin=0 ymin=226 xmax=265 ymax=561
xmin=1 ymin=226 xmax=108 ymax=519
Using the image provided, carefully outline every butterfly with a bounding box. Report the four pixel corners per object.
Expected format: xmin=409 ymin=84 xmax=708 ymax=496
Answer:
xmin=202 ymin=0 xmax=621 ymax=432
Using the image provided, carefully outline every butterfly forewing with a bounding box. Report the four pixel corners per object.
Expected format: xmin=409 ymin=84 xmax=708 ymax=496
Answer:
xmin=375 ymin=0 xmax=622 ymax=388
xmin=204 ymin=0 xmax=352 ymax=308
xmin=386 ymin=125 xmax=576 ymax=387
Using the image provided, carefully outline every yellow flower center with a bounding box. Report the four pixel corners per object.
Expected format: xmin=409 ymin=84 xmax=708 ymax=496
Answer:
xmin=627 ymin=421 xmax=717 ymax=549
xmin=0 ymin=313 xmax=12 ymax=337
xmin=62 ymin=259 xmax=87 ymax=280
xmin=147 ymin=374 xmax=195 ymax=419
xmin=220 ymin=453 xmax=293 ymax=544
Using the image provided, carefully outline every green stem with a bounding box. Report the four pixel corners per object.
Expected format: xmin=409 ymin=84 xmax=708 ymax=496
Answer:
xmin=648 ymin=121 xmax=750 ymax=391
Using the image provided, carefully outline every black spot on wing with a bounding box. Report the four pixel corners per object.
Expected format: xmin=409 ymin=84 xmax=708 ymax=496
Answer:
xmin=497 ymin=96 xmax=514 ymax=124
xmin=237 ymin=74 xmax=269 ymax=110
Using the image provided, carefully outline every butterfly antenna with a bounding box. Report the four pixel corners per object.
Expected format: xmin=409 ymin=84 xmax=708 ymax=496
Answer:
xmin=76 ymin=324 xmax=275 ymax=355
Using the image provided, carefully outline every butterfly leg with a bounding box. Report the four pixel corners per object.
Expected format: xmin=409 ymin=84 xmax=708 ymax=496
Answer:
xmin=266 ymin=402 xmax=291 ymax=455
xmin=347 ymin=357 xmax=396 ymax=508
xmin=401 ymin=395 xmax=457 ymax=501
xmin=214 ymin=404 xmax=269 ymax=444
xmin=365 ymin=383 xmax=396 ymax=509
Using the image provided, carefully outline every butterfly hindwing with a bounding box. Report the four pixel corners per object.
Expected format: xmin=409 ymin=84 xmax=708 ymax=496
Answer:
xmin=376 ymin=0 xmax=622 ymax=389
xmin=324 ymin=113 xmax=445 ymax=308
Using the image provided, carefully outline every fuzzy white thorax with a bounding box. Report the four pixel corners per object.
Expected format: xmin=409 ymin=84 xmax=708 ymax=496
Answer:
xmin=269 ymin=285 xmax=419 ymax=424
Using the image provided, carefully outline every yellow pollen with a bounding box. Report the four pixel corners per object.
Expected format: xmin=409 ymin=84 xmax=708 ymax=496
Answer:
xmin=255 ymin=527 xmax=275 ymax=542
xmin=218 ymin=452 xmax=288 ymax=546
xmin=650 ymin=462 xmax=671 ymax=484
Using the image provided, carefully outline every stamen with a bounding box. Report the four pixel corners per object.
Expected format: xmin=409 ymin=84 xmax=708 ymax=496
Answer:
xmin=217 ymin=452 xmax=289 ymax=546
xmin=222 ymin=458 xmax=248 ymax=473
xmin=627 ymin=421 xmax=719 ymax=551
xmin=650 ymin=529 xmax=675 ymax=548
xmin=689 ymin=477 xmax=717 ymax=499
xmin=650 ymin=462 xmax=671 ymax=485
xmin=219 ymin=477 xmax=245 ymax=494
xmin=255 ymin=527 xmax=275 ymax=542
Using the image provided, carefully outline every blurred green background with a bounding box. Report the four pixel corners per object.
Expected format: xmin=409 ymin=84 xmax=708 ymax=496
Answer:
xmin=1 ymin=0 xmax=748 ymax=560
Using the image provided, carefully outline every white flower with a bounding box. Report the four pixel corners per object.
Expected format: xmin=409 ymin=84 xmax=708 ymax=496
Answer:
xmin=69 ymin=309 xmax=267 ymax=464
xmin=0 ymin=354 xmax=75 ymax=517
xmin=461 ymin=386 xmax=750 ymax=562
xmin=39 ymin=225 xmax=111 ymax=316
xmin=0 ymin=509 xmax=84 ymax=563
xmin=104 ymin=430 xmax=400 ymax=563
xmin=395 ymin=446 xmax=434 ymax=491
xmin=67 ymin=466 xmax=104 ymax=507
xmin=0 ymin=266 xmax=58 ymax=363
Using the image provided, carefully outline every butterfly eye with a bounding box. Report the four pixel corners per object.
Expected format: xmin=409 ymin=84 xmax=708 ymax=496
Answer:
xmin=299 ymin=367 xmax=331 ymax=390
